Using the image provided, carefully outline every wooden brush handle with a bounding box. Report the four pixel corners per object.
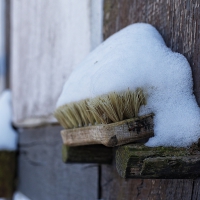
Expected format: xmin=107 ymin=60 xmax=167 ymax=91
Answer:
xmin=61 ymin=114 xmax=154 ymax=147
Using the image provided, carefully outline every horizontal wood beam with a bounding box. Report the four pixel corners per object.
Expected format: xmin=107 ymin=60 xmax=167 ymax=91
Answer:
xmin=116 ymin=144 xmax=200 ymax=179
xmin=62 ymin=145 xmax=113 ymax=164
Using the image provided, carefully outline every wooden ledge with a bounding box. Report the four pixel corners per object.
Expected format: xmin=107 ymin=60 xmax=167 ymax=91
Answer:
xmin=61 ymin=114 xmax=154 ymax=147
xmin=116 ymin=144 xmax=200 ymax=179
xmin=62 ymin=145 xmax=113 ymax=164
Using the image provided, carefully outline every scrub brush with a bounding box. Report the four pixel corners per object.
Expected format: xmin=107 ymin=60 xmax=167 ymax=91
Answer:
xmin=54 ymin=88 xmax=146 ymax=129
xmin=54 ymin=88 xmax=154 ymax=147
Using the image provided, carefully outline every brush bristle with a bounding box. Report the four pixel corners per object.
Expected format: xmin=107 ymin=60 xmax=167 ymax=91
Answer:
xmin=55 ymin=88 xmax=146 ymax=129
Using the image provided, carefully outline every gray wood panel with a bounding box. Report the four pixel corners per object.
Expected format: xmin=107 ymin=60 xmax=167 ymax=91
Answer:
xmin=17 ymin=126 xmax=98 ymax=200
xmin=192 ymin=179 xmax=200 ymax=200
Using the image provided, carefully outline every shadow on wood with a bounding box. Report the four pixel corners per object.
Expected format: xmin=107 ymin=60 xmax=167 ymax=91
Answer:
xmin=62 ymin=144 xmax=113 ymax=164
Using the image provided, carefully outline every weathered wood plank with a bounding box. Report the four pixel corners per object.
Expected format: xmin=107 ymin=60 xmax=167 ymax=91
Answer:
xmin=17 ymin=125 xmax=98 ymax=200
xmin=104 ymin=0 xmax=200 ymax=107
xmin=191 ymin=178 xmax=200 ymax=199
xmin=115 ymin=144 xmax=200 ymax=179
xmin=61 ymin=114 xmax=154 ymax=147
xmin=62 ymin=144 xmax=113 ymax=164
xmin=103 ymin=0 xmax=200 ymax=198
xmin=10 ymin=0 xmax=103 ymax=127
xmin=101 ymin=165 xmax=193 ymax=200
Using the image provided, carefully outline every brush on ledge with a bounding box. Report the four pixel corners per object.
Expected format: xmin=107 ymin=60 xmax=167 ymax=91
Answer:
xmin=55 ymin=88 xmax=154 ymax=147
xmin=55 ymin=88 xmax=146 ymax=129
xmin=54 ymin=23 xmax=158 ymax=147
xmin=55 ymin=22 xmax=200 ymax=148
xmin=54 ymin=88 xmax=154 ymax=147
xmin=55 ymin=88 xmax=153 ymax=147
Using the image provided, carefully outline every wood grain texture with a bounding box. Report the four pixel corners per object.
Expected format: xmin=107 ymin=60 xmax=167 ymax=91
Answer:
xmin=191 ymin=178 xmax=200 ymax=199
xmin=101 ymin=165 xmax=193 ymax=200
xmin=61 ymin=114 xmax=154 ymax=147
xmin=10 ymin=0 xmax=103 ymax=127
xmin=17 ymin=125 xmax=98 ymax=200
xmin=102 ymin=0 xmax=200 ymax=199
xmin=116 ymin=144 xmax=200 ymax=179
xmin=104 ymin=0 xmax=200 ymax=106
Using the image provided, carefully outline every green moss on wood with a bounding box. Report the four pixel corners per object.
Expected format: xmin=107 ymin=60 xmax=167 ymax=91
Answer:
xmin=116 ymin=144 xmax=200 ymax=178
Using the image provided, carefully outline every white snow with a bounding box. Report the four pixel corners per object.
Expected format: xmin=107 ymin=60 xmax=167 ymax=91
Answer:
xmin=0 ymin=90 xmax=17 ymax=150
xmin=0 ymin=191 xmax=31 ymax=200
xmin=13 ymin=192 xmax=31 ymax=200
xmin=56 ymin=23 xmax=200 ymax=147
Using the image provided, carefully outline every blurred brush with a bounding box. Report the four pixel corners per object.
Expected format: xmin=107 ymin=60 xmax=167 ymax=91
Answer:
xmin=55 ymin=88 xmax=146 ymax=129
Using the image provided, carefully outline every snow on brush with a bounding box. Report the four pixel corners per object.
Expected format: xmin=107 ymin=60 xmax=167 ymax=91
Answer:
xmin=57 ymin=23 xmax=200 ymax=147
xmin=0 ymin=90 xmax=17 ymax=150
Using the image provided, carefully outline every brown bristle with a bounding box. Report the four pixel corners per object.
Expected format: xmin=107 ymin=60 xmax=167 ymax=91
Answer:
xmin=54 ymin=88 xmax=146 ymax=129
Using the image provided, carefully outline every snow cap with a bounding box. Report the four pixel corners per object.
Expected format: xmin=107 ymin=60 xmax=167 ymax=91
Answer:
xmin=56 ymin=23 xmax=200 ymax=147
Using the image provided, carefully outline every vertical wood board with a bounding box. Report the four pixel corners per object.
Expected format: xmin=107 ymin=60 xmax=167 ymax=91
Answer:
xmin=17 ymin=125 xmax=98 ymax=200
xmin=104 ymin=0 xmax=200 ymax=106
xmin=102 ymin=0 xmax=200 ymax=199
xmin=10 ymin=0 xmax=103 ymax=127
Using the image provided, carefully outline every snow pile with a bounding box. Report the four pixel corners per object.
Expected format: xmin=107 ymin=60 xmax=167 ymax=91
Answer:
xmin=0 ymin=90 xmax=17 ymax=150
xmin=13 ymin=192 xmax=31 ymax=200
xmin=56 ymin=23 xmax=200 ymax=147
